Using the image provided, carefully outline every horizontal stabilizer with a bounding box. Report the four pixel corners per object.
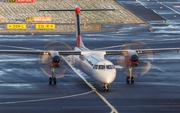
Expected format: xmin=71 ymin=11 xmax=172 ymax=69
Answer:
xmin=39 ymin=9 xmax=115 ymax=11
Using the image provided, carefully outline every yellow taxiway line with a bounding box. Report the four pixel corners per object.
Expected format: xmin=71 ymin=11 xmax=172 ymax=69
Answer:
xmin=0 ymin=90 xmax=94 ymax=104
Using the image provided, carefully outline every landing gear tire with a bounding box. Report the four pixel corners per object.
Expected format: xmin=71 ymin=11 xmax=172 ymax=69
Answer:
xmin=49 ymin=77 xmax=52 ymax=85
xmin=103 ymin=85 xmax=109 ymax=92
xmin=106 ymin=86 xmax=109 ymax=91
xmin=53 ymin=77 xmax=56 ymax=85
xmin=131 ymin=77 xmax=134 ymax=84
xmin=126 ymin=77 xmax=130 ymax=84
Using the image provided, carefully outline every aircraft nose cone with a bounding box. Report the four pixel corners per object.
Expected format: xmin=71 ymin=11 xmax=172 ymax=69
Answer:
xmin=93 ymin=69 xmax=116 ymax=84
xmin=101 ymin=70 xmax=116 ymax=84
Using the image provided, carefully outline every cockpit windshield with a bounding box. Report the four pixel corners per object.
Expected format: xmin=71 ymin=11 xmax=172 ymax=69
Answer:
xmin=106 ymin=65 xmax=113 ymax=69
xmin=99 ymin=65 xmax=105 ymax=69
xmin=93 ymin=65 xmax=115 ymax=69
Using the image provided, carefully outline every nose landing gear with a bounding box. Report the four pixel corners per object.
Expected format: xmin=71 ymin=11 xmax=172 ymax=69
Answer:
xmin=103 ymin=84 xmax=109 ymax=91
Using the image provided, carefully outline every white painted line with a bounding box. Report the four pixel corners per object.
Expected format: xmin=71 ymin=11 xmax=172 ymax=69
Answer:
xmin=158 ymin=2 xmax=180 ymax=15
xmin=13 ymin=63 xmax=21 ymax=64
xmin=0 ymin=44 xmax=39 ymax=51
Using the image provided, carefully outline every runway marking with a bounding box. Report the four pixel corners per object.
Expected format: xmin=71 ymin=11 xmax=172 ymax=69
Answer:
xmin=13 ymin=63 xmax=21 ymax=64
xmin=61 ymin=56 xmax=118 ymax=113
xmin=0 ymin=44 xmax=39 ymax=50
xmin=157 ymin=61 xmax=166 ymax=63
xmin=0 ymin=90 xmax=94 ymax=105
xmin=0 ymin=63 xmax=6 ymax=64
xmin=157 ymin=2 xmax=180 ymax=15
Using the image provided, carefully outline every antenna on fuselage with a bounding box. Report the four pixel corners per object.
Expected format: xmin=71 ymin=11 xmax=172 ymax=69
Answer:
xmin=39 ymin=8 xmax=115 ymax=48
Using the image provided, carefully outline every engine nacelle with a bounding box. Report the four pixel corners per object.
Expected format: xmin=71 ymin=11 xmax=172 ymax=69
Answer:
xmin=124 ymin=54 xmax=139 ymax=67
xmin=131 ymin=55 xmax=138 ymax=67
xmin=52 ymin=56 xmax=60 ymax=68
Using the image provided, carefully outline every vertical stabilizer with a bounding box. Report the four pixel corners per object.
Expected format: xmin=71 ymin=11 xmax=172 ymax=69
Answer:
xmin=75 ymin=7 xmax=85 ymax=48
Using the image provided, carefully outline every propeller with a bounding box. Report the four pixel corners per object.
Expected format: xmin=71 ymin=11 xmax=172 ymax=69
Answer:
xmin=117 ymin=41 xmax=153 ymax=77
xmin=39 ymin=41 xmax=74 ymax=78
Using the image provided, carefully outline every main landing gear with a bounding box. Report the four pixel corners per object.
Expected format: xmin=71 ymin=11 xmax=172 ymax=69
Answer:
xmin=49 ymin=77 xmax=56 ymax=85
xmin=103 ymin=84 xmax=109 ymax=91
xmin=126 ymin=67 xmax=134 ymax=84
xmin=49 ymin=68 xmax=56 ymax=85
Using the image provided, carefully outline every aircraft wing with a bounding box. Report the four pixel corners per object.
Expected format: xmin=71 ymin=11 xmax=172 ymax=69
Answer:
xmin=0 ymin=50 xmax=82 ymax=55
xmin=105 ymin=48 xmax=180 ymax=55
xmin=0 ymin=48 xmax=180 ymax=55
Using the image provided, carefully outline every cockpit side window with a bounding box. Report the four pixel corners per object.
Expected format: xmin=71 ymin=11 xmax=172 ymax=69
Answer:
xmin=93 ymin=65 xmax=98 ymax=69
xmin=112 ymin=65 xmax=115 ymax=69
xmin=99 ymin=65 xmax=105 ymax=69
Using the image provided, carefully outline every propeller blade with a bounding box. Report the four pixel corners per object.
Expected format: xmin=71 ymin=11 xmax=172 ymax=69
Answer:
xmin=132 ymin=68 xmax=138 ymax=77
xmin=132 ymin=40 xmax=146 ymax=50
xmin=123 ymin=68 xmax=129 ymax=76
xmin=123 ymin=68 xmax=138 ymax=77
xmin=139 ymin=61 xmax=151 ymax=76
xmin=55 ymin=63 xmax=67 ymax=78
xmin=117 ymin=55 xmax=126 ymax=69
xmin=40 ymin=65 xmax=52 ymax=77
xmin=59 ymin=42 xmax=75 ymax=65
xmin=59 ymin=42 xmax=72 ymax=51
xmin=44 ymin=41 xmax=57 ymax=51
xmin=41 ymin=54 xmax=50 ymax=64
xmin=39 ymin=51 xmax=52 ymax=66
xmin=117 ymin=42 xmax=130 ymax=68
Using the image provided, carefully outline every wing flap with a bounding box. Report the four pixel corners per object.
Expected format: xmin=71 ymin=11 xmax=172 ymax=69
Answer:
xmin=105 ymin=50 xmax=128 ymax=55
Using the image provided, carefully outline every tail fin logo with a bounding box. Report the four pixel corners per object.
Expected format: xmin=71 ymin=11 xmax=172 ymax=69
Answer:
xmin=77 ymin=35 xmax=81 ymax=47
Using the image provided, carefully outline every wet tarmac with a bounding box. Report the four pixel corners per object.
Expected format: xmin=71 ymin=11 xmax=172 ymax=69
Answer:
xmin=0 ymin=0 xmax=180 ymax=113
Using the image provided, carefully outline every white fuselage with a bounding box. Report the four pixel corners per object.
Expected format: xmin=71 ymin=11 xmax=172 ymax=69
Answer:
xmin=74 ymin=47 xmax=116 ymax=84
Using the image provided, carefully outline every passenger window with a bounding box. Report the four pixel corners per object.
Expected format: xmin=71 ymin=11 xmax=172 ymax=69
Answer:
xmin=99 ymin=65 xmax=105 ymax=69
xmin=93 ymin=65 xmax=98 ymax=69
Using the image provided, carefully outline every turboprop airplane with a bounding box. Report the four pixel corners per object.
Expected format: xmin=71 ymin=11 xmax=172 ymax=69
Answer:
xmin=0 ymin=7 xmax=180 ymax=91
